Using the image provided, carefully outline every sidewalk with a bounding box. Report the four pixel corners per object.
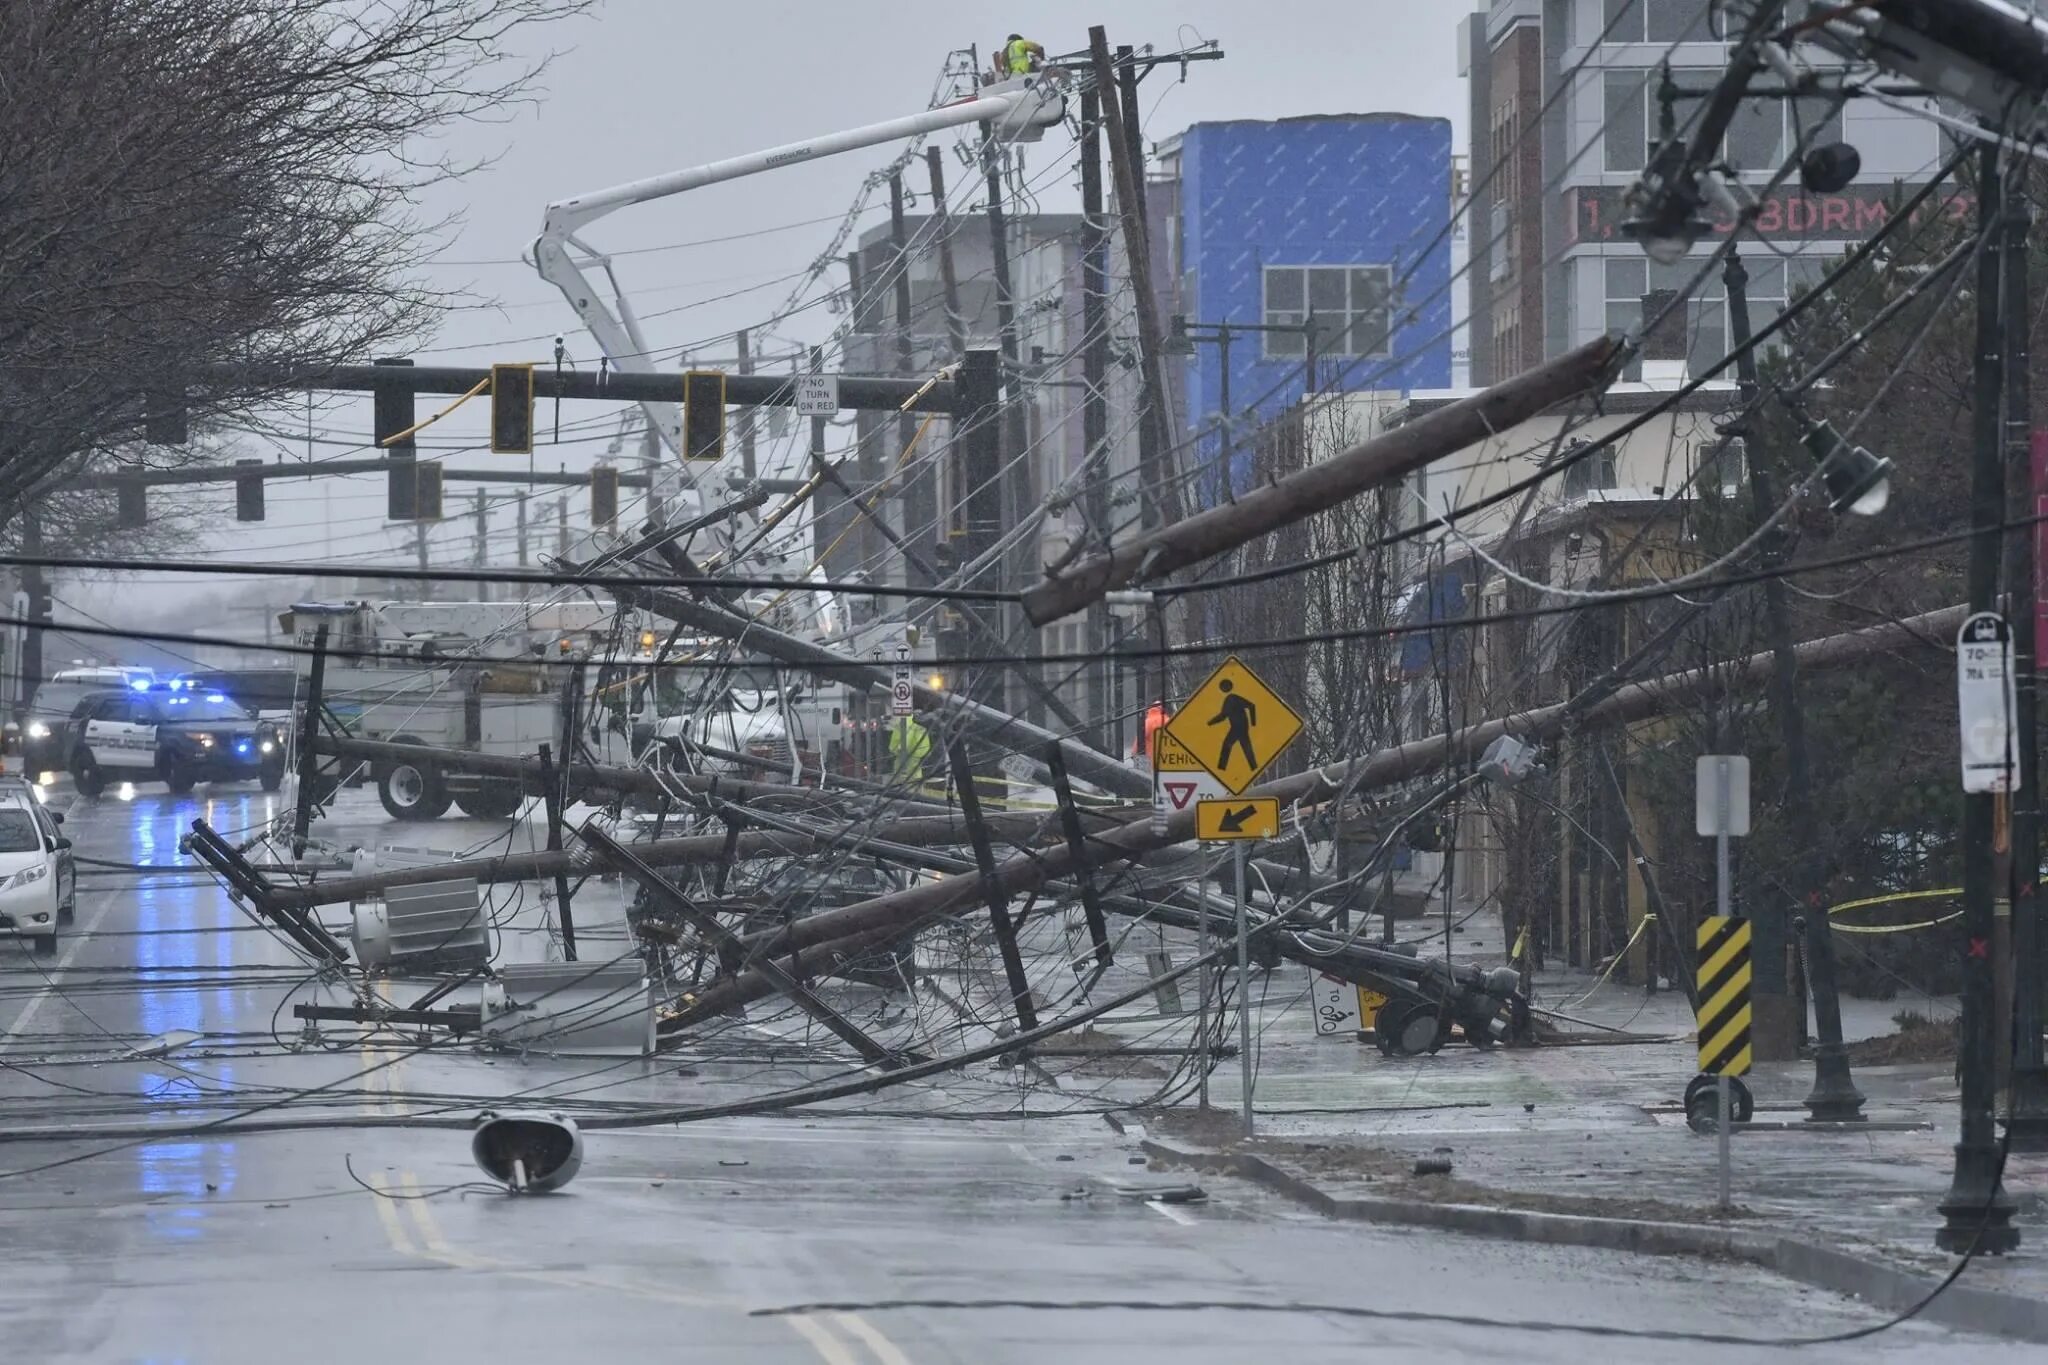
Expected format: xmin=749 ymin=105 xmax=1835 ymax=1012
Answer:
xmin=1129 ymin=957 xmax=2047 ymax=1338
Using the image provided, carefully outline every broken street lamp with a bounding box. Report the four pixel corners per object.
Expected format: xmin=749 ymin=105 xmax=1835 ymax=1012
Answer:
xmin=1800 ymin=420 xmax=1893 ymax=517
xmin=472 ymin=1110 xmax=583 ymax=1193
xmin=1620 ymin=138 xmax=1715 ymax=266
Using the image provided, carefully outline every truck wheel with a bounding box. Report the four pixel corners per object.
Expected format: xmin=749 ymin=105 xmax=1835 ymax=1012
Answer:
xmin=378 ymin=743 xmax=450 ymax=821
xmin=454 ymin=782 xmax=523 ymax=819
xmin=159 ymin=756 xmax=197 ymax=794
xmin=71 ymin=753 xmax=105 ymax=798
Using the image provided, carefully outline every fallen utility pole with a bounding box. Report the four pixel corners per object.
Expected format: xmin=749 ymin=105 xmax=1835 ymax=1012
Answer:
xmin=579 ymin=821 xmax=911 ymax=1069
xmin=677 ymin=603 xmax=1970 ymax=1023
xmin=604 ymin=575 xmax=1151 ymax=800
xmin=1020 ymin=336 xmax=1621 ymax=626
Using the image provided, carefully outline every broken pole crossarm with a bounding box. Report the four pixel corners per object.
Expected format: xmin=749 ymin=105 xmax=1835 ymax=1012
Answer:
xmin=671 ymin=603 xmax=1970 ymax=1024
xmin=947 ymin=741 xmax=1039 ymax=1032
xmin=186 ymin=821 xmax=349 ymax=964
xmin=1020 ymin=336 xmax=1622 ymax=626
xmin=576 ymin=821 xmax=909 ymax=1070
xmin=291 ymin=624 xmax=331 ymax=858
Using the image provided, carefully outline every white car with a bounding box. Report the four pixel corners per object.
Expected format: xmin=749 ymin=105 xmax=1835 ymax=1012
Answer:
xmin=0 ymin=784 xmax=74 ymax=954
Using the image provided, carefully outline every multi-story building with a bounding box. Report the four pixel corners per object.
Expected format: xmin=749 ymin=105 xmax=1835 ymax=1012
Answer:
xmin=1140 ymin=115 xmax=1457 ymax=504
xmin=1462 ymin=0 xmax=1945 ymax=385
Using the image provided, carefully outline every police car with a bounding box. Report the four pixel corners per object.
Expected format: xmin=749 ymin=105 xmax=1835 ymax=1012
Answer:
xmin=0 ymin=778 xmax=73 ymax=954
xmin=67 ymin=683 xmax=287 ymax=797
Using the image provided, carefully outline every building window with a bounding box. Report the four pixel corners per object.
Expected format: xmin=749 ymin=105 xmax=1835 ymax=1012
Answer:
xmin=1561 ymin=440 xmax=1618 ymax=497
xmin=1262 ymin=265 xmax=1394 ymax=359
xmin=1600 ymin=0 xmax=1721 ymax=43
xmin=1604 ymin=69 xmax=1843 ymax=175
xmin=1603 ymin=255 xmax=1827 ymax=379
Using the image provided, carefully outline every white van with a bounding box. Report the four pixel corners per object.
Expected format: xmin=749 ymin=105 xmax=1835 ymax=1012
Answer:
xmin=0 ymin=779 xmax=73 ymax=953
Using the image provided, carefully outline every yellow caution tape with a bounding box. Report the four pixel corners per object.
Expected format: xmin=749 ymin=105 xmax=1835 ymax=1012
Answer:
xmin=1823 ymin=887 xmax=1962 ymax=934
xmin=1558 ymin=914 xmax=1653 ymax=1008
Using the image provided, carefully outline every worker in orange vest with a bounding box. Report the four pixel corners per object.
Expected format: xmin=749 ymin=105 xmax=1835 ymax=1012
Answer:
xmin=1135 ymin=702 xmax=1169 ymax=759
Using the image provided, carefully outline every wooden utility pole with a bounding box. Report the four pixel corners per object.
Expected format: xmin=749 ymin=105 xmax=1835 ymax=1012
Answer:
xmin=1939 ymin=141 xmax=2022 ymax=1253
xmin=1022 ymin=337 xmax=1620 ymax=626
xmin=737 ymin=328 xmax=757 ymax=481
xmin=889 ymin=170 xmax=934 ymax=590
xmin=924 ymin=147 xmax=969 ymax=361
xmin=1725 ymin=249 xmax=1863 ymax=1108
xmin=2006 ymin=172 xmax=2048 ymax=1148
xmin=1079 ymin=85 xmax=1115 ymax=753
xmin=1089 ymin=28 xmax=1180 ymax=531
xmin=674 ymin=603 xmax=1979 ymax=1023
xmin=980 ymin=118 xmax=1038 ymax=723
xmin=472 ymin=489 xmax=488 ymax=601
xmin=925 ymin=146 xmax=968 ymax=546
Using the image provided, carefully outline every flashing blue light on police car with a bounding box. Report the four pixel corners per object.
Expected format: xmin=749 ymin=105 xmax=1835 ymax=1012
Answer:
xmin=235 ymin=741 xmax=251 ymax=754
xmin=130 ymin=679 xmax=150 ymax=691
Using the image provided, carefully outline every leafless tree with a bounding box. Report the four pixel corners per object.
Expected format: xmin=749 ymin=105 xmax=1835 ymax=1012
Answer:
xmin=0 ymin=0 xmax=590 ymax=517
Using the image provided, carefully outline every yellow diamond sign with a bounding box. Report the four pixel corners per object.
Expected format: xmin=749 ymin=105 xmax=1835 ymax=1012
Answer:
xmin=1161 ymin=656 xmax=1302 ymax=794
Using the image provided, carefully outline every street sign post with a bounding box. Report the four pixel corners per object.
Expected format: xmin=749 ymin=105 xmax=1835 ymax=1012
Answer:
xmin=794 ymin=373 xmax=839 ymax=417
xmin=1160 ymin=656 xmax=1303 ymax=794
xmin=1696 ymin=753 xmax=1752 ymax=1211
xmin=889 ymin=643 xmax=913 ymax=717
xmin=1956 ymin=611 xmax=2019 ymax=793
xmin=1159 ymin=659 xmax=1304 ymax=1139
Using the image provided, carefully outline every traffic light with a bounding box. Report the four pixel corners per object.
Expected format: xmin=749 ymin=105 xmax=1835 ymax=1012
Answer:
xmin=491 ymin=363 xmax=536 ymax=454
xmin=376 ymin=357 xmax=417 ymax=520
xmin=416 ymin=461 xmax=444 ymax=521
xmin=117 ymin=476 xmax=146 ymax=529
xmin=590 ymin=463 xmax=618 ymax=527
xmin=234 ymin=459 xmax=265 ymax=522
xmin=683 ymin=370 xmax=725 ymax=462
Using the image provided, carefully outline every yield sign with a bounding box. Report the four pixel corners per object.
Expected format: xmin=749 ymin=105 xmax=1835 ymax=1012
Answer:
xmin=1162 ymin=779 xmax=1200 ymax=811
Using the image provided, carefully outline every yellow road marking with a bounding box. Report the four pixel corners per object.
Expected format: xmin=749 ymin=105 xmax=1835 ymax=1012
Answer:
xmin=785 ymin=1315 xmax=863 ymax=1365
xmin=835 ymin=1311 xmax=916 ymax=1365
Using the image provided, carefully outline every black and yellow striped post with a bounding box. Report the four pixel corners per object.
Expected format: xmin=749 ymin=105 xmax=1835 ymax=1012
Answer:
xmin=1696 ymin=916 xmax=1754 ymax=1077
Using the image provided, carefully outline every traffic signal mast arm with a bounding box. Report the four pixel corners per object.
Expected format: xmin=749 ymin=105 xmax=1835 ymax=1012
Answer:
xmin=531 ymin=74 xmax=1065 ymax=462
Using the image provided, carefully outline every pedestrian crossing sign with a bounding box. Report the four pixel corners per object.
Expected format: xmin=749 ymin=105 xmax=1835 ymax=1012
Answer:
xmin=1161 ymin=656 xmax=1302 ymax=795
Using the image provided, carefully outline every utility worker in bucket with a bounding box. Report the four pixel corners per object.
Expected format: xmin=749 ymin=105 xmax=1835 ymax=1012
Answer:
xmin=1002 ymin=33 xmax=1046 ymax=76
xmin=889 ymin=713 xmax=932 ymax=785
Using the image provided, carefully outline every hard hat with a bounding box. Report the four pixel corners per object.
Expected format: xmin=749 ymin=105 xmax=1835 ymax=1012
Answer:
xmin=1007 ymin=33 xmax=1023 ymax=42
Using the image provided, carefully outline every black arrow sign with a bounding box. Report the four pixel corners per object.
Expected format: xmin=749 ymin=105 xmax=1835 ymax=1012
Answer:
xmin=1218 ymin=804 xmax=1258 ymax=833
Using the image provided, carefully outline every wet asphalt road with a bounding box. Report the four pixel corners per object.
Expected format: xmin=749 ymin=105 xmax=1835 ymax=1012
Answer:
xmin=0 ymin=783 xmax=2030 ymax=1363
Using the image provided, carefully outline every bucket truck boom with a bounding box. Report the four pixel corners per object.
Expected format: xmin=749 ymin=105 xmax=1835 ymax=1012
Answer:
xmin=533 ymin=74 xmax=1065 ymax=475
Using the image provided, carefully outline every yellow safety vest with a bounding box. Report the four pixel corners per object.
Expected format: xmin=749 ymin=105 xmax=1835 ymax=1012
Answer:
xmin=1006 ymin=39 xmax=1035 ymax=75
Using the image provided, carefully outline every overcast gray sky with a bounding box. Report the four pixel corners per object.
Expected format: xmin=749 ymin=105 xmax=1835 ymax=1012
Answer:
xmin=71 ymin=1 xmax=1472 ymax=643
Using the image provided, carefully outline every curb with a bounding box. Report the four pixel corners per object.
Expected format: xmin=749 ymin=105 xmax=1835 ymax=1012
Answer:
xmin=1142 ymin=1140 xmax=2048 ymax=1345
